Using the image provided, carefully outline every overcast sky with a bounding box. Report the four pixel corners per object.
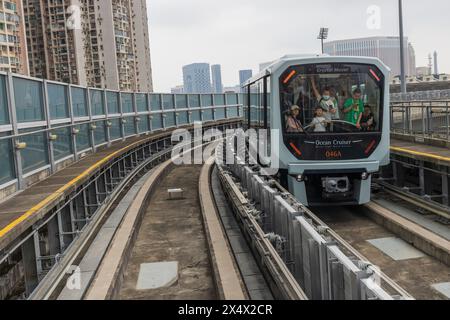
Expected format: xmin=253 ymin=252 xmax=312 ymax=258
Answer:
xmin=146 ymin=0 xmax=450 ymax=92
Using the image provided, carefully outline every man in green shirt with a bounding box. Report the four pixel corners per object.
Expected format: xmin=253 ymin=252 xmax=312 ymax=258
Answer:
xmin=343 ymin=88 xmax=364 ymax=129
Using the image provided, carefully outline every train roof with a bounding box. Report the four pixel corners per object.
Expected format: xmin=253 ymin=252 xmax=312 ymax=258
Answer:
xmin=243 ymin=54 xmax=390 ymax=87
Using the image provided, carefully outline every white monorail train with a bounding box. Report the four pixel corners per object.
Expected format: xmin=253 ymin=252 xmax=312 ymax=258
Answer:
xmin=243 ymin=54 xmax=390 ymax=206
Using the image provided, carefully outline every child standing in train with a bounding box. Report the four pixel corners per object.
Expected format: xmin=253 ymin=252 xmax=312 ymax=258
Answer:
xmin=310 ymin=106 xmax=330 ymax=133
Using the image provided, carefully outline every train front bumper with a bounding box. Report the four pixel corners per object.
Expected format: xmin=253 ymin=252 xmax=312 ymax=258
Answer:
xmin=288 ymin=160 xmax=380 ymax=175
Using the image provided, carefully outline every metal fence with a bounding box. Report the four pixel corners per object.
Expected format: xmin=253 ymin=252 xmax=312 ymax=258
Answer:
xmin=391 ymin=89 xmax=450 ymax=102
xmin=390 ymin=101 xmax=450 ymax=140
xmin=0 ymin=72 xmax=242 ymax=195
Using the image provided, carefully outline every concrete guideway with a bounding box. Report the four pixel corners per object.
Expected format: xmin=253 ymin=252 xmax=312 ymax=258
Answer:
xmin=199 ymin=157 xmax=247 ymax=300
xmin=365 ymin=202 xmax=450 ymax=266
xmin=315 ymin=204 xmax=450 ymax=300
xmin=86 ymin=161 xmax=249 ymax=300
xmin=0 ymin=130 xmax=176 ymax=250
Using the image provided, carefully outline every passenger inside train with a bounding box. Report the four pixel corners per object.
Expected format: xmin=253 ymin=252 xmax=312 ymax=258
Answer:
xmin=311 ymin=78 xmax=340 ymax=121
xmin=360 ymin=105 xmax=377 ymax=131
xmin=285 ymin=105 xmax=304 ymax=133
xmin=342 ymin=88 xmax=364 ymax=129
xmin=310 ymin=106 xmax=330 ymax=133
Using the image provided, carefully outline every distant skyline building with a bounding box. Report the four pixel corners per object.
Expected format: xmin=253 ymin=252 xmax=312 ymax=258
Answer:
xmin=224 ymin=85 xmax=241 ymax=94
xmin=211 ymin=64 xmax=223 ymax=93
xmin=171 ymin=85 xmax=184 ymax=94
xmin=434 ymin=51 xmax=439 ymax=75
xmin=239 ymin=69 xmax=253 ymax=92
xmin=0 ymin=0 xmax=29 ymax=75
xmin=416 ymin=66 xmax=431 ymax=77
xmin=23 ymin=0 xmax=153 ymax=91
xmin=324 ymin=36 xmax=416 ymax=77
xmin=182 ymin=63 xmax=212 ymax=94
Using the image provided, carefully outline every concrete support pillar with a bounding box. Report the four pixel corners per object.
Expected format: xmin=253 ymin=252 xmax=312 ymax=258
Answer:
xmin=419 ymin=165 xmax=426 ymax=196
xmin=21 ymin=236 xmax=38 ymax=296
xmin=59 ymin=208 xmax=74 ymax=251
xmin=47 ymin=216 xmax=61 ymax=257
xmin=423 ymin=167 xmax=434 ymax=197
xmin=393 ymin=161 xmax=405 ymax=188
xmin=442 ymin=174 xmax=449 ymax=206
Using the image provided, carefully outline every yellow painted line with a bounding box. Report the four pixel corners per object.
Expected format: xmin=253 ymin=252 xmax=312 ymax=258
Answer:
xmin=391 ymin=146 xmax=450 ymax=163
xmin=0 ymin=138 xmax=149 ymax=239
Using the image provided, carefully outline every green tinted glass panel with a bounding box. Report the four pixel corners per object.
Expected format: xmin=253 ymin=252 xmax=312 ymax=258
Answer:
xmin=191 ymin=110 xmax=201 ymax=122
xmin=48 ymin=84 xmax=69 ymax=119
xmin=178 ymin=111 xmax=188 ymax=125
xmin=151 ymin=114 xmax=162 ymax=130
xmin=214 ymin=94 xmax=225 ymax=106
xmin=76 ymin=124 xmax=91 ymax=151
xmin=188 ymin=95 xmax=200 ymax=108
xmin=0 ymin=75 xmax=9 ymax=125
xmin=139 ymin=116 xmax=150 ymax=133
xmin=0 ymin=136 xmax=15 ymax=184
xmin=215 ymin=107 xmax=225 ymax=120
xmin=203 ymin=109 xmax=213 ymax=121
xmin=201 ymin=95 xmax=213 ymax=107
xmin=72 ymin=87 xmax=87 ymax=117
xmin=150 ymin=94 xmax=161 ymax=111
xmin=52 ymin=127 xmax=72 ymax=160
xmin=162 ymin=94 xmax=174 ymax=110
xmin=124 ymin=117 xmax=136 ymax=136
xmin=94 ymin=121 xmax=107 ymax=145
xmin=165 ymin=112 xmax=176 ymax=127
xmin=227 ymin=107 xmax=239 ymax=118
xmin=110 ymin=119 xmax=122 ymax=140
xmin=107 ymin=92 xmax=119 ymax=114
xmin=175 ymin=95 xmax=187 ymax=108
xmin=226 ymin=93 xmax=238 ymax=105
xmin=136 ymin=94 xmax=147 ymax=112
xmin=90 ymin=90 xmax=105 ymax=116
xmin=14 ymin=78 xmax=44 ymax=122
xmin=19 ymin=129 xmax=49 ymax=173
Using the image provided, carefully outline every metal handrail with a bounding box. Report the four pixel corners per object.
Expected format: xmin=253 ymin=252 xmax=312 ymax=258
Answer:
xmin=390 ymin=101 xmax=450 ymax=141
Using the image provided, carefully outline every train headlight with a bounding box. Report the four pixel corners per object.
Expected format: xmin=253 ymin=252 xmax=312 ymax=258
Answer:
xmin=296 ymin=174 xmax=305 ymax=182
xmin=361 ymin=172 xmax=370 ymax=180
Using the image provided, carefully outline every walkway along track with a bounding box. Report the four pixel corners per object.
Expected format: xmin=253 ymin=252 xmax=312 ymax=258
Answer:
xmin=313 ymin=203 xmax=450 ymax=300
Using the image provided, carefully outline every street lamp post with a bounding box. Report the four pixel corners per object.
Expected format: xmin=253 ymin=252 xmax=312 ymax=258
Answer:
xmin=399 ymin=0 xmax=407 ymax=94
xmin=317 ymin=28 xmax=329 ymax=54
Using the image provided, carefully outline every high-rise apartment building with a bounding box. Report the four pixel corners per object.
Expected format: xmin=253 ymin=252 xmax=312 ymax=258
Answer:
xmin=324 ymin=36 xmax=416 ymax=77
xmin=23 ymin=0 xmax=153 ymax=92
xmin=0 ymin=0 xmax=29 ymax=74
xmin=182 ymin=63 xmax=212 ymax=94
xmin=211 ymin=64 xmax=223 ymax=93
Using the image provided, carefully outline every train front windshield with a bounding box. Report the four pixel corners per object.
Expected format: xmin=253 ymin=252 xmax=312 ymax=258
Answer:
xmin=280 ymin=63 xmax=384 ymax=135
xmin=280 ymin=63 xmax=385 ymax=161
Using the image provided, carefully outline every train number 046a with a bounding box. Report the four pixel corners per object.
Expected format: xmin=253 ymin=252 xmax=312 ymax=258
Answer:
xmin=325 ymin=150 xmax=342 ymax=159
